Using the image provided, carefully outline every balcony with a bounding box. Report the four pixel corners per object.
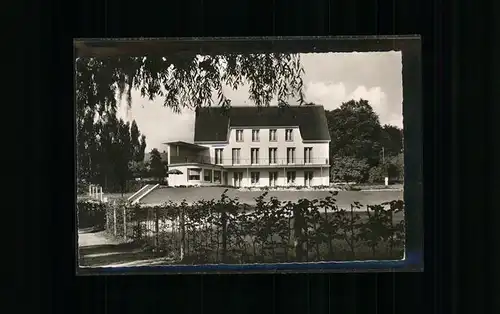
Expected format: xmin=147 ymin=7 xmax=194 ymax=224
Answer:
xmin=170 ymin=155 xmax=212 ymax=165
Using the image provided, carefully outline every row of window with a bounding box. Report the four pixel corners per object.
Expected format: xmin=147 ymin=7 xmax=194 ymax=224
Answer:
xmin=215 ymin=147 xmax=314 ymax=164
xmin=235 ymin=128 xmax=294 ymax=142
xmin=233 ymin=171 xmax=314 ymax=186
xmin=187 ymin=169 xmax=314 ymax=186
xmin=188 ymin=169 xmax=225 ymax=182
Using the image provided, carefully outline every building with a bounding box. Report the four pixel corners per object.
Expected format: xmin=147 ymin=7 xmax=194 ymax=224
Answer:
xmin=165 ymin=105 xmax=331 ymax=187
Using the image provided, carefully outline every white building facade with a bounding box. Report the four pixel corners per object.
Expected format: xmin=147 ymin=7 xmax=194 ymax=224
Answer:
xmin=166 ymin=105 xmax=331 ymax=188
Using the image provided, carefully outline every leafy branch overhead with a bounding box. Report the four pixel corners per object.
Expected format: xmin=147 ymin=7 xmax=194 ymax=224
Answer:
xmin=75 ymin=54 xmax=305 ymax=117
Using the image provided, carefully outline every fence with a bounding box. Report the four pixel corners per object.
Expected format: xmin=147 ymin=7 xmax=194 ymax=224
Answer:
xmin=78 ymin=191 xmax=405 ymax=264
xmin=77 ymin=201 xmax=107 ymax=230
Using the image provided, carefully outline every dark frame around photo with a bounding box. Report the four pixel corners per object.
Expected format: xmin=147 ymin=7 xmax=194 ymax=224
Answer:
xmin=74 ymin=36 xmax=423 ymax=275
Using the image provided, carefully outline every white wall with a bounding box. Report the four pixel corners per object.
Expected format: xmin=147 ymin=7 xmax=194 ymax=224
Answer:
xmin=226 ymin=168 xmax=329 ymax=187
xmin=199 ymin=127 xmax=329 ymax=166
xmin=167 ymin=165 xmax=229 ymax=186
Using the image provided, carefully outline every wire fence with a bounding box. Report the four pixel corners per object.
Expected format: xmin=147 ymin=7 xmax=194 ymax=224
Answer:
xmin=77 ymin=191 xmax=405 ymax=264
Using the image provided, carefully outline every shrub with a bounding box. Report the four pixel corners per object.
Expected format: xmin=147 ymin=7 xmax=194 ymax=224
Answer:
xmin=98 ymin=191 xmax=406 ymax=264
xmin=77 ymin=200 xmax=106 ymax=230
xmin=368 ymin=165 xmax=386 ymax=183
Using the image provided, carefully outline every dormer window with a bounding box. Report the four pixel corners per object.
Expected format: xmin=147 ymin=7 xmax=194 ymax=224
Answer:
xmin=236 ymin=130 xmax=244 ymax=142
xmin=252 ymin=129 xmax=260 ymax=142
xmin=285 ymin=129 xmax=293 ymax=141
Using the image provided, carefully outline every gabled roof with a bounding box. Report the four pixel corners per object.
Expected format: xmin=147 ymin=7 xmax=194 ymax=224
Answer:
xmin=194 ymin=105 xmax=331 ymax=142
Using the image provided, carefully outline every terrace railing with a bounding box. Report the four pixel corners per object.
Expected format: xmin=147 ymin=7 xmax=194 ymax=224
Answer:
xmin=170 ymin=155 xmax=212 ymax=165
xmin=171 ymin=156 xmax=330 ymax=167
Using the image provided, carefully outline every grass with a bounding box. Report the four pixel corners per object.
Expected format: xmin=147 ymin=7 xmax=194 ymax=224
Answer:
xmin=141 ymin=186 xmax=403 ymax=209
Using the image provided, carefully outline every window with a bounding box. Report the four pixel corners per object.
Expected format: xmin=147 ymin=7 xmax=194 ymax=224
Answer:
xmin=269 ymin=172 xmax=278 ymax=186
xmin=251 ymin=172 xmax=260 ymax=184
xmin=268 ymin=148 xmax=277 ymax=164
xmin=252 ymin=130 xmax=260 ymax=142
xmin=214 ymin=170 xmax=222 ymax=183
xmin=285 ymin=129 xmax=293 ymax=141
xmin=233 ymin=172 xmax=243 ymax=187
xmin=232 ymin=148 xmax=241 ymax=164
xmin=251 ymin=148 xmax=260 ymax=164
xmin=304 ymin=147 xmax=312 ymax=163
xmin=236 ymin=130 xmax=244 ymax=142
xmin=215 ymin=148 xmax=224 ymax=164
xmin=287 ymin=171 xmax=296 ymax=184
xmin=204 ymin=169 xmax=212 ymax=182
xmin=188 ymin=168 xmax=201 ymax=181
xmin=304 ymin=171 xmax=313 ymax=186
xmin=287 ymin=148 xmax=295 ymax=164
xmin=269 ymin=129 xmax=277 ymax=141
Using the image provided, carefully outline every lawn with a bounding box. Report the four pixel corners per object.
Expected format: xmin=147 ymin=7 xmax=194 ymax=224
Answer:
xmin=140 ymin=186 xmax=403 ymax=209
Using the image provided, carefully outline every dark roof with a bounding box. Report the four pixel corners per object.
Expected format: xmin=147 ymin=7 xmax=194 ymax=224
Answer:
xmin=194 ymin=105 xmax=331 ymax=142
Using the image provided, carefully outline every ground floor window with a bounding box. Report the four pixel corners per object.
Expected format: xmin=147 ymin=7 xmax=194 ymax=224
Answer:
xmin=204 ymin=169 xmax=212 ymax=182
xmin=304 ymin=171 xmax=313 ymax=186
xmin=269 ymin=172 xmax=278 ymax=186
xmin=287 ymin=171 xmax=296 ymax=184
xmin=213 ymin=170 xmax=221 ymax=183
xmin=251 ymin=172 xmax=260 ymax=184
xmin=233 ymin=172 xmax=243 ymax=187
xmin=188 ymin=168 xmax=201 ymax=181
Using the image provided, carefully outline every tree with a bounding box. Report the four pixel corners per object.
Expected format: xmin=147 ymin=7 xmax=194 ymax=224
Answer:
xmin=379 ymin=125 xmax=403 ymax=157
xmin=130 ymin=120 xmax=142 ymax=162
xmin=138 ymin=135 xmax=147 ymax=162
xmin=330 ymin=156 xmax=369 ymax=185
xmin=326 ymin=99 xmax=383 ymax=167
xmin=129 ymin=160 xmax=149 ymax=179
xmin=368 ymin=165 xmax=387 ymax=184
xmin=75 ymin=54 xmax=305 ymax=120
xmin=76 ymin=53 xmax=304 ymax=189
xmin=76 ymin=110 xmax=148 ymax=193
xmin=113 ymin=120 xmax=133 ymax=195
xmin=388 ymin=153 xmax=404 ymax=182
xmin=149 ymin=149 xmax=166 ymax=183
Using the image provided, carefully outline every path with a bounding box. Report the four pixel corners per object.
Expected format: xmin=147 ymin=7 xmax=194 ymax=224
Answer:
xmin=78 ymin=230 xmax=174 ymax=267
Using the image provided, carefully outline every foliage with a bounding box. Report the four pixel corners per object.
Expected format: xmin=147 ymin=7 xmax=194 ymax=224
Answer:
xmin=368 ymin=165 xmax=387 ymax=183
xmin=129 ymin=160 xmax=150 ymax=178
xmin=388 ymin=153 xmax=404 ymax=181
xmin=130 ymin=121 xmax=147 ymax=162
xmin=77 ymin=200 xmax=107 ymax=230
xmin=324 ymin=99 xmax=404 ymax=184
xmin=325 ymin=99 xmax=384 ymax=167
xmin=379 ymin=125 xmax=404 ymax=157
xmin=330 ymin=156 xmax=369 ymax=185
xmin=149 ymin=149 xmax=167 ymax=182
xmin=77 ymin=113 xmax=147 ymax=193
xmin=100 ymin=192 xmax=405 ymax=263
xmin=75 ymin=55 xmax=305 ymax=118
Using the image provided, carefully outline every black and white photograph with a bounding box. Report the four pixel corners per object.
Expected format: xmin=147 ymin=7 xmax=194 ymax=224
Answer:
xmin=75 ymin=38 xmax=421 ymax=272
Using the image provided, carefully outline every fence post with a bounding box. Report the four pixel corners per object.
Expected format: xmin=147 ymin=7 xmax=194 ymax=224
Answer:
xmin=123 ymin=205 xmax=127 ymax=241
xmin=179 ymin=207 xmax=186 ymax=260
xmin=154 ymin=207 xmax=160 ymax=252
xmin=113 ymin=205 xmax=117 ymax=236
xmin=106 ymin=206 xmax=110 ymax=231
xmin=221 ymin=211 xmax=228 ymax=263
xmin=292 ymin=205 xmax=305 ymax=262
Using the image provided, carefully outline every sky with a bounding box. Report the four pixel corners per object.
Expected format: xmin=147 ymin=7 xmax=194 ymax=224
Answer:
xmin=115 ymin=52 xmax=403 ymax=151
